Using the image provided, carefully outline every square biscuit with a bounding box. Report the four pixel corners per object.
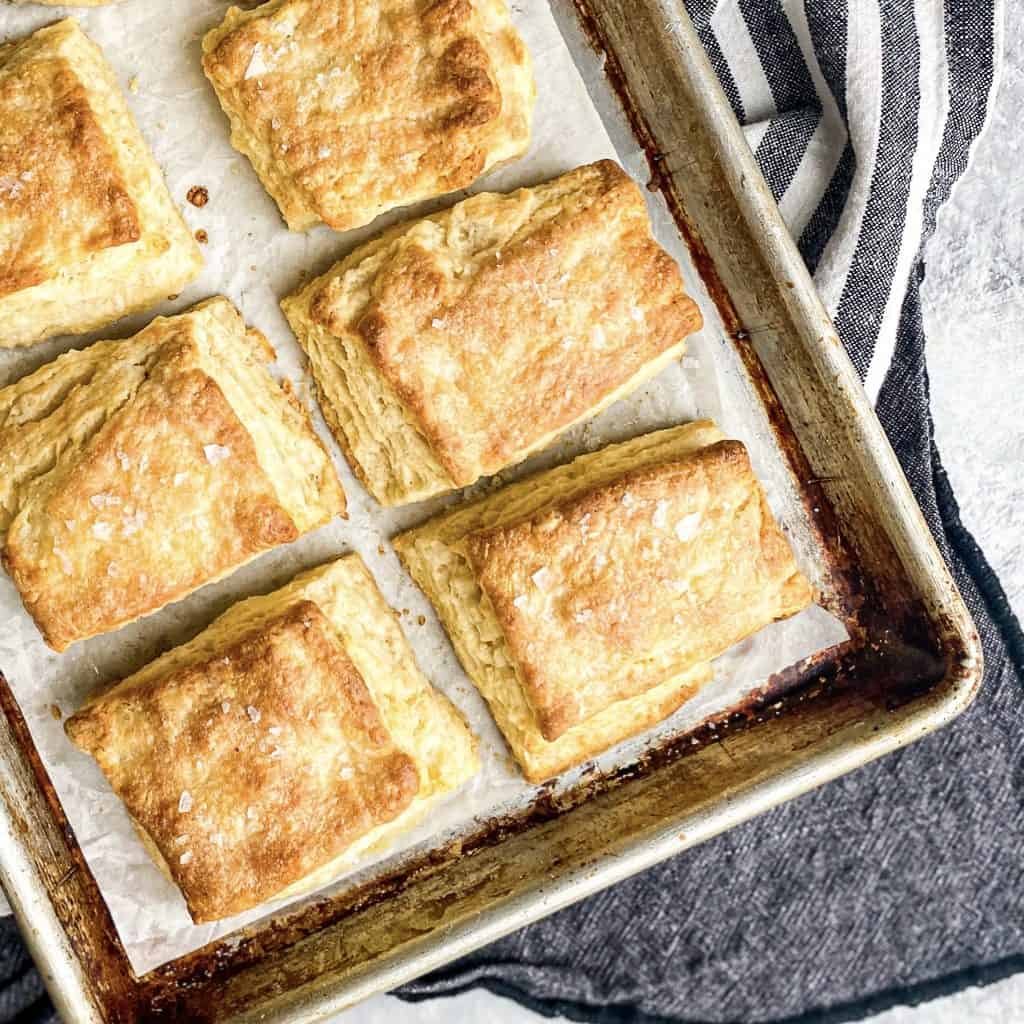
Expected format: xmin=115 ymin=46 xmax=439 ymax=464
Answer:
xmin=395 ymin=421 xmax=813 ymax=781
xmin=0 ymin=20 xmax=202 ymax=348
xmin=283 ymin=161 xmax=704 ymax=506
xmin=0 ymin=297 xmax=345 ymax=651
xmin=202 ymin=0 xmax=535 ymax=232
xmin=66 ymin=554 xmax=479 ymax=923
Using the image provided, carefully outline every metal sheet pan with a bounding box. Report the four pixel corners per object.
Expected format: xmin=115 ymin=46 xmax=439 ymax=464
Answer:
xmin=0 ymin=0 xmax=981 ymax=1020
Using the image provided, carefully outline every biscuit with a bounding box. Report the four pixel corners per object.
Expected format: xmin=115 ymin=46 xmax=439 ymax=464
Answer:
xmin=0 ymin=297 xmax=345 ymax=651
xmin=202 ymin=0 xmax=535 ymax=232
xmin=66 ymin=554 xmax=479 ymax=923
xmin=283 ymin=161 xmax=704 ymax=506
xmin=0 ymin=20 xmax=202 ymax=348
xmin=395 ymin=421 xmax=813 ymax=781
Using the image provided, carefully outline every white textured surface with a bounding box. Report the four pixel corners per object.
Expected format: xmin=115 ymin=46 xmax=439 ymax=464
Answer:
xmin=331 ymin=991 xmax=557 ymax=1024
xmin=870 ymin=974 xmax=1024 ymax=1024
xmin=924 ymin=32 xmax=1024 ymax=616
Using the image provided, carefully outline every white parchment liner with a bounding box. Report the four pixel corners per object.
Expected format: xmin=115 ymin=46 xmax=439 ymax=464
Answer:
xmin=0 ymin=0 xmax=847 ymax=974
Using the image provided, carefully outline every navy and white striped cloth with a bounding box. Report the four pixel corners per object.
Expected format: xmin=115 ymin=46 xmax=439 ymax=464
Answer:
xmin=0 ymin=3 xmax=1019 ymax=1022
xmin=690 ymin=0 xmax=1000 ymax=402
xmin=402 ymin=2 xmax=1024 ymax=1023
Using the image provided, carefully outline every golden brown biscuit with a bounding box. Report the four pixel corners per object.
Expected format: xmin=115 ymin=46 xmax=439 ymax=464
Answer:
xmin=0 ymin=20 xmax=202 ymax=348
xmin=283 ymin=161 xmax=704 ymax=506
xmin=66 ymin=554 xmax=479 ymax=923
xmin=202 ymin=0 xmax=535 ymax=232
xmin=0 ymin=297 xmax=345 ymax=651
xmin=395 ymin=421 xmax=813 ymax=781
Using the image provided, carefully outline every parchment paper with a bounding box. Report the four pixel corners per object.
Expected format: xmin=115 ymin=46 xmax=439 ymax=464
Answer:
xmin=0 ymin=0 xmax=847 ymax=975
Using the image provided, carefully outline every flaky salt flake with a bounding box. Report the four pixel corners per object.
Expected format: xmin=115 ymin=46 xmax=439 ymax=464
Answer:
xmin=244 ymin=44 xmax=270 ymax=80
xmin=674 ymin=513 xmax=701 ymax=542
xmin=431 ymin=317 xmax=446 ymax=329
xmin=621 ymin=491 xmax=636 ymax=509
xmin=52 ymin=547 xmax=73 ymax=575
xmin=268 ymin=725 xmax=282 ymax=736
xmin=89 ymin=493 xmax=121 ymax=509
xmin=221 ymin=701 xmax=231 ymax=713
xmin=531 ymin=567 xmax=551 ymax=590
xmin=179 ymin=850 xmax=193 ymax=865
xmin=172 ymin=472 xmax=187 ymax=486
xmin=246 ymin=705 xmax=261 ymax=724
xmin=178 ymin=791 xmax=193 ymax=813
xmin=246 ymin=806 xmax=257 ymax=820
xmin=630 ymin=306 xmax=644 ymax=322
xmin=115 ymin=449 xmax=130 ymax=471
xmin=121 ymin=510 xmax=146 ymax=536
xmin=204 ymin=444 xmax=232 ymax=465
xmin=574 ymin=609 xmax=594 ymax=624
xmin=317 ymin=146 xmax=332 ymax=159
xmin=339 ymin=766 xmax=354 ymax=780
xmin=92 ymin=522 xmax=113 ymax=541
xmin=512 ymin=594 xmax=527 ymax=609
xmin=653 ymin=500 xmax=670 ymax=529
xmin=314 ymin=65 xmax=343 ymax=88
xmin=107 ymin=562 xmax=119 ymax=578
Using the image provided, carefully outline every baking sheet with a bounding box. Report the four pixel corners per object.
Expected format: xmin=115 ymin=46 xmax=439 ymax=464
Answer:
xmin=0 ymin=0 xmax=847 ymax=975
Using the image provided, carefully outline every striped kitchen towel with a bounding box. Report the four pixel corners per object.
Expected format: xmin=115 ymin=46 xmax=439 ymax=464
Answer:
xmin=693 ymin=0 xmax=997 ymax=401
xmin=402 ymin=2 xmax=1024 ymax=1022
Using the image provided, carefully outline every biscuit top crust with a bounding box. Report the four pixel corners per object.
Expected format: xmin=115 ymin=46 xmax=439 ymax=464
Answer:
xmin=203 ymin=0 xmax=533 ymax=231
xmin=0 ymin=298 xmax=343 ymax=651
xmin=310 ymin=160 xmax=703 ymax=487
xmin=465 ymin=441 xmax=814 ymax=740
xmin=66 ymin=601 xmax=419 ymax=923
xmin=0 ymin=28 xmax=140 ymax=299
